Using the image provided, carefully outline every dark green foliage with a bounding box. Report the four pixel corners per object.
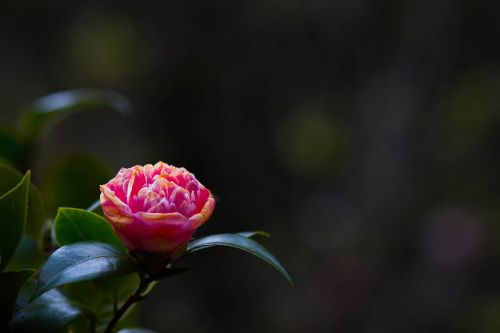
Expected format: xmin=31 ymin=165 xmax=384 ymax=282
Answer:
xmin=42 ymin=156 xmax=112 ymax=216
xmin=117 ymin=328 xmax=159 ymax=333
xmin=5 ymin=236 xmax=44 ymax=271
xmin=0 ymin=128 xmax=24 ymax=168
xmin=32 ymin=242 xmax=138 ymax=300
xmin=186 ymin=233 xmax=292 ymax=285
xmin=22 ymin=89 xmax=132 ymax=139
xmin=0 ymin=270 xmax=34 ymax=331
xmin=54 ymin=208 xmax=126 ymax=251
xmin=0 ymin=163 xmax=44 ymax=239
xmin=0 ymin=171 xmax=30 ymax=271
xmin=11 ymin=287 xmax=94 ymax=333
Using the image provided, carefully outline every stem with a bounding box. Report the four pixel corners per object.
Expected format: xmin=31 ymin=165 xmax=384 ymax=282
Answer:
xmin=104 ymin=275 xmax=150 ymax=333
xmin=113 ymin=291 xmax=118 ymax=315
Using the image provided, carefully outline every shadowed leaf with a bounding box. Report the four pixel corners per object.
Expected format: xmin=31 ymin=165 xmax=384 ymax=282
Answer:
xmin=22 ymin=89 xmax=132 ymax=138
xmin=238 ymin=231 xmax=271 ymax=238
xmin=0 ymin=171 xmax=30 ymax=271
xmin=0 ymin=164 xmax=44 ymax=239
xmin=0 ymin=270 xmax=34 ymax=331
xmin=186 ymin=233 xmax=292 ymax=285
xmin=42 ymin=156 xmax=111 ymax=216
xmin=5 ymin=236 xmax=43 ymax=271
xmin=0 ymin=127 xmax=24 ymax=168
xmin=32 ymin=242 xmax=137 ymax=300
xmin=11 ymin=288 xmax=94 ymax=333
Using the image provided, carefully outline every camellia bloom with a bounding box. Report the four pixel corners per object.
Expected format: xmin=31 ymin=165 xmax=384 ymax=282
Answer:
xmin=100 ymin=162 xmax=215 ymax=255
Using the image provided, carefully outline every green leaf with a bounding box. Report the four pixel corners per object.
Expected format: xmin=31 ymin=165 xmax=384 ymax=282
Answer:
xmin=0 ymin=270 xmax=34 ymax=331
xmin=11 ymin=288 xmax=94 ymax=333
xmin=22 ymin=88 xmax=132 ymax=138
xmin=24 ymin=184 xmax=44 ymax=239
xmin=0 ymin=163 xmax=45 ymax=239
xmin=14 ymin=277 xmax=37 ymax=310
xmin=67 ymin=315 xmax=95 ymax=333
xmin=5 ymin=236 xmax=43 ymax=271
xmin=186 ymin=233 xmax=293 ymax=285
xmin=0 ymin=171 xmax=30 ymax=271
xmin=0 ymin=163 xmax=22 ymax=195
xmin=54 ymin=208 xmax=125 ymax=252
xmin=237 ymin=230 xmax=271 ymax=238
xmin=117 ymin=328 xmax=158 ymax=333
xmin=32 ymin=242 xmax=138 ymax=300
xmin=42 ymin=155 xmax=112 ymax=216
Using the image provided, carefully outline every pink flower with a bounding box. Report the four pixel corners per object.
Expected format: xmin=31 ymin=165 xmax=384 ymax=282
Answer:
xmin=99 ymin=162 xmax=215 ymax=256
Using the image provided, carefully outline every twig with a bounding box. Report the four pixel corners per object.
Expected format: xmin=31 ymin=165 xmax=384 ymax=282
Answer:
xmin=104 ymin=274 xmax=150 ymax=333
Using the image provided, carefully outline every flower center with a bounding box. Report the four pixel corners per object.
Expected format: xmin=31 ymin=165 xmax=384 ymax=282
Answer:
xmin=127 ymin=173 xmax=202 ymax=218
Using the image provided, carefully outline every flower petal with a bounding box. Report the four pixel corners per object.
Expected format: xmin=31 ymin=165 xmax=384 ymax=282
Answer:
xmin=100 ymin=186 xmax=131 ymax=215
xmin=135 ymin=211 xmax=188 ymax=225
xmin=189 ymin=195 xmax=216 ymax=228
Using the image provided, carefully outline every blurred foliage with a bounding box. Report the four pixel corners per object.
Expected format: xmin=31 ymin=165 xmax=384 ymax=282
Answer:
xmin=438 ymin=68 xmax=500 ymax=158
xmin=274 ymin=103 xmax=349 ymax=177
xmin=0 ymin=88 xmax=137 ymax=332
xmin=42 ymin=156 xmax=112 ymax=216
xmin=0 ymin=172 xmax=30 ymax=271
xmin=5 ymin=237 xmax=44 ymax=272
xmin=0 ymin=163 xmax=44 ymax=239
xmin=65 ymin=15 xmax=155 ymax=85
xmin=0 ymin=270 xmax=33 ymax=331
xmin=0 ymin=127 xmax=24 ymax=168
xmin=22 ymin=89 xmax=132 ymax=139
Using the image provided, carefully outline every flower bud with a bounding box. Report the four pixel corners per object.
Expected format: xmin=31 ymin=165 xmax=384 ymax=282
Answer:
xmin=100 ymin=162 xmax=215 ymax=256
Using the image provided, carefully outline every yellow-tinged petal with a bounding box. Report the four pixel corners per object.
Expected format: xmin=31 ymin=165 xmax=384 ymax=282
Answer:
xmin=189 ymin=195 xmax=216 ymax=228
xmin=135 ymin=211 xmax=187 ymax=225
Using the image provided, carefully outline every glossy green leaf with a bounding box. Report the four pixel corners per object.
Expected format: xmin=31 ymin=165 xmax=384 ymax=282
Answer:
xmin=0 ymin=163 xmax=45 ymax=239
xmin=117 ymin=328 xmax=158 ymax=333
xmin=0 ymin=171 xmax=30 ymax=271
xmin=237 ymin=230 xmax=271 ymax=238
xmin=22 ymin=88 xmax=132 ymax=138
xmin=0 ymin=127 xmax=24 ymax=168
xmin=14 ymin=277 xmax=37 ymax=310
xmin=186 ymin=233 xmax=292 ymax=285
xmin=54 ymin=208 xmax=125 ymax=251
xmin=11 ymin=288 xmax=94 ymax=333
xmin=32 ymin=242 xmax=138 ymax=300
xmin=0 ymin=270 xmax=34 ymax=331
xmin=42 ymin=155 xmax=112 ymax=216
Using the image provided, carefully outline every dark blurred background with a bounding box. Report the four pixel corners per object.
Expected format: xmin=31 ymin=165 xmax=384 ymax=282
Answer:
xmin=2 ymin=0 xmax=500 ymax=332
